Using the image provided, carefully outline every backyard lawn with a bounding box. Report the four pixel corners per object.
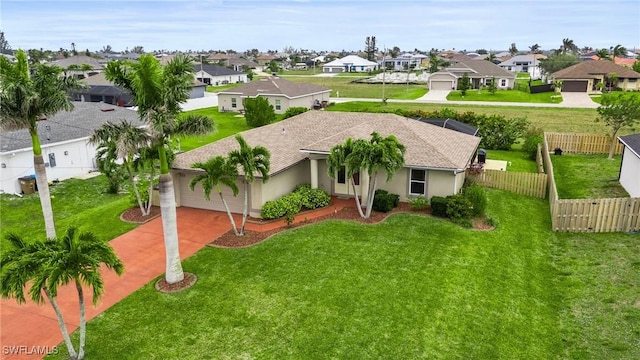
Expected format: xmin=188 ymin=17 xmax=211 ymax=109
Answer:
xmin=43 ymin=190 xmax=640 ymax=359
xmin=551 ymin=153 xmax=629 ymax=199
xmin=286 ymin=75 xmax=427 ymax=100
xmin=484 ymin=149 xmax=538 ymax=173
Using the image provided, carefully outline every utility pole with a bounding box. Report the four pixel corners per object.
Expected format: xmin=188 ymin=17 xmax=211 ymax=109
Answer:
xmin=382 ymin=46 xmax=386 ymax=103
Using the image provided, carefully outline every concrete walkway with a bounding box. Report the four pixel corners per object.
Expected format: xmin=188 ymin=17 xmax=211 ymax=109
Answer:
xmin=0 ymin=198 xmax=354 ymax=360
xmin=330 ymin=95 xmax=598 ymax=108
xmin=416 ymin=90 xmax=450 ymax=101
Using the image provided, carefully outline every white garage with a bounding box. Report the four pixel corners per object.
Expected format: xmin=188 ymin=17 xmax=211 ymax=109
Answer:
xmin=429 ymin=81 xmax=454 ymax=90
xmin=177 ymin=172 xmax=245 ymax=213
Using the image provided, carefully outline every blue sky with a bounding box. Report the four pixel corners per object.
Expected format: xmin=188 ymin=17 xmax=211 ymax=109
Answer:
xmin=2 ymin=0 xmax=639 ymax=53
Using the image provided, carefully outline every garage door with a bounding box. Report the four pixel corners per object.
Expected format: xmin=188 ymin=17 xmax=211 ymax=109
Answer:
xmin=561 ymin=80 xmax=588 ymax=92
xmin=430 ymin=81 xmax=452 ymax=90
xmin=178 ymin=173 xmax=245 ymax=213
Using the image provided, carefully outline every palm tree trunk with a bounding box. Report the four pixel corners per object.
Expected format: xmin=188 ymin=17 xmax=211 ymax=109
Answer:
xmin=33 ymin=154 xmax=56 ymax=238
xmin=240 ymin=181 xmax=249 ymax=235
xmin=75 ymin=280 xmax=86 ymax=360
xmin=364 ymin=174 xmax=378 ymax=219
xmin=159 ymin=173 xmax=184 ymax=284
xmin=219 ymin=192 xmax=239 ymax=235
xmin=144 ymin=180 xmax=153 ymax=216
xmin=44 ymin=288 xmax=77 ymax=359
xmin=126 ymin=164 xmax=147 ymax=216
xmin=350 ymin=179 xmax=365 ymax=218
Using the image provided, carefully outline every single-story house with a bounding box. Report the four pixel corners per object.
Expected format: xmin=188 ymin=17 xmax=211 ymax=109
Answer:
xmin=322 ymin=55 xmax=378 ymax=73
xmin=380 ymin=53 xmax=428 ymax=71
xmin=551 ymin=60 xmax=640 ymax=92
xmin=72 ymin=72 xmax=206 ymax=105
xmin=171 ymin=111 xmax=481 ymax=218
xmin=428 ymin=60 xmax=516 ymax=90
xmin=498 ymin=54 xmax=546 ymax=79
xmin=194 ymin=64 xmax=247 ymax=86
xmin=618 ymin=134 xmax=640 ymax=197
xmin=0 ymin=102 xmax=142 ymax=194
xmin=52 ymin=55 xmax=103 ymax=79
xmin=217 ymin=76 xmax=331 ymax=114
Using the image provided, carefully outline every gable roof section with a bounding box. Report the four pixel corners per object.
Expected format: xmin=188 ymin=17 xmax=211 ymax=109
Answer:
xmin=173 ymin=112 xmax=481 ymax=175
xmin=498 ymin=54 xmax=540 ymax=66
xmin=323 ymin=55 xmax=378 ymax=67
xmin=552 ymin=60 xmax=640 ymax=79
xmin=0 ymin=102 xmax=142 ymax=153
xmin=453 ymin=60 xmax=515 ymax=78
xmin=52 ymin=55 xmax=103 ymax=69
xmin=619 ymin=134 xmax=640 ymax=159
xmin=218 ymin=77 xmax=329 ymax=99
xmin=195 ymin=64 xmax=243 ymax=76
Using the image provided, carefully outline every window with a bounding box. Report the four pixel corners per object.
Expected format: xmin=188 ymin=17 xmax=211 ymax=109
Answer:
xmin=500 ymin=79 xmax=507 ymax=87
xmin=231 ymin=97 xmax=237 ymax=108
xmin=275 ymin=99 xmax=281 ymax=110
xmin=337 ymin=166 xmax=359 ymax=185
xmin=409 ymin=169 xmax=426 ymax=195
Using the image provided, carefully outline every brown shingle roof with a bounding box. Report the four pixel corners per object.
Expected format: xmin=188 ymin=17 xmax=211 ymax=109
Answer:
xmin=218 ymin=77 xmax=330 ymax=99
xmin=453 ymin=60 xmax=515 ymax=78
xmin=552 ymin=60 xmax=640 ymax=79
xmin=173 ymin=112 xmax=480 ymax=175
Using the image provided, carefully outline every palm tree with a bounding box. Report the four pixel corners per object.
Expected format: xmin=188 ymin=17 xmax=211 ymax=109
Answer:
xmin=0 ymin=228 xmax=124 ymax=360
xmin=228 ymin=135 xmax=270 ymax=235
xmin=0 ymin=49 xmax=83 ymax=239
xmin=105 ymin=54 xmax=214 ymax=284
xmin=561 ymin=38 xmax=578 ymax=55
xmin=487 ymin=53 xmax=497 ymax=64
xmin=596 ymin=48 xmax=611 ymax=60
xmin=189 ymin=156 xmax=240 ymax=235
xmin=529 ymin=44 xmax=541 ymax=54
xmin=90 ymin=121 xmax=152 ymax=215
xmin=611 ymin=44 xmax=627 ymax=64
xmin=327 ymin=137 xmax=366 ymax=218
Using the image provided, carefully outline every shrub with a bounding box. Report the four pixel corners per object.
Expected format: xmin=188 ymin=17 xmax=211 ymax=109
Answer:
xmin=445 ymin=194 xmax=473 ymax=220
xmin=260 ymin=200 xmax=287 ymax=219
xmin=282 ymin=107 xmax=308 ymax=120
xmin=302 ymin=188 xmax=331 ymax=209
xmin=372 ymin=189 xmax=399 ymax=213
xmin=430 ymin=196 xmax=448 ymax=217
xmin=452 ymin=217 xmax=474 ymax=228
xmin=462 ymin=184 xmax=487 ymax=217
xmin=408 ymin=195 xmax=429 ymax=211
xmin=522 ymin=126 xmax=544 ymax=160
xmin=129 ymin=181 xmax=150 ymax=208
xmin=244 ymin=97 xmax=275 ymax=127
xmin=281 ymin=192 xmax=303 ymax=214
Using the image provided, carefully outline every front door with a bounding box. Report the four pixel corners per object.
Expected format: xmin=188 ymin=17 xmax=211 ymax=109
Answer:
xmin=334 ymin=166 xmax=361 ymax=196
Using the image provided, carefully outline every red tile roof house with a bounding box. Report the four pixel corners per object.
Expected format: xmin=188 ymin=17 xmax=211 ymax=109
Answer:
xmin=618 ymin=134 xmax=640 ymax=197
xmin=171 ymin=111 xmax=481 ymax=218
xmin=551 ymin=60 xmax=640 ymax=92
xmin=217 ymin=76 xmax=331 ymax=114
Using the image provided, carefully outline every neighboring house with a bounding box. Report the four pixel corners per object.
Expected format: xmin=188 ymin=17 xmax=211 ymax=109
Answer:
xmin=498 ymin=54 xmax=546 ymax=79
xmin=52 ymin=55 xmax=103 ymax=79
xmin=255 ymin=53 xmax=276 ymax=66
xmin=380 ymin=53 xmax=429 ymax=71
xmin=584 ymin=55 xmax=637 ymax=68
xmin=618 ymin=134 xmax=640 ymax=197
xmin=551 ymin=60 xmax=640 ymax=92
xmin=428 ymin=60 xmax=515 ymax=90
xmin=217 ymin=76 xmax=330 ymax=114
xmin=171 ymin=111 xmax=481 ymax=218
xmin=322 ymin=55 xmax=378 ymax=73
xmin=227 ymin=58 xmax=260 ymax=72
xmin=193 ymin=64 xmax=247 ymax=86
xmin=0 ymin=102 xmax=142 ymax=194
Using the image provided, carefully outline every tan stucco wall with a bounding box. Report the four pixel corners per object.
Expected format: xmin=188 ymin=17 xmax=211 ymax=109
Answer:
xmin=427 ymin=170 xmax=457 ymax=198
xmin=317 ymin=159 xmax=332 ymax=193
xmin=257 ymin=161 xmax=311 ymax=212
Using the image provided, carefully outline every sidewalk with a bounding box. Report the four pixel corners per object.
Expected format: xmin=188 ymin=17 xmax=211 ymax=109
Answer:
xmin=329 ymin=95 xmax=599 ymax=108
xmin=0 ymin=198 xmax=353 ymax=360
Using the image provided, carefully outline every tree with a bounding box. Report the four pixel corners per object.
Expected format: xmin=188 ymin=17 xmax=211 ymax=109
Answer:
xmin=267 ymin=60 xmax=279 ymax=73
xmin=553 ymin=80 xmax=564 ymax=93
xmin=101 ymin=45 xmax=113 ymax=54
xmin=632 ymin=60 xmax=640 ymax=73
xmin=427 ymin=49 xmax=449 ymax=73
xmin=389 ymin=46 xmax=401 ymax=58
xmin=606 ymin=72 xmax=618 ymax=92
xmin=538 ymin=53 xmax=580 ymax=78
xmin=487 ymin=53 xmax=497 ymax=63
xmin=70 ymin=42 xmax=77 ymax=56
xmin=611 ymin=44 xmax=627 ymax=63
xmin=244 ymin=96 xmax=275 ymax=127
xmin=0 ymin=30 xmax=11 ymax=55
xmin=458 ymin=72 xmax=471 ymax=96
xmin=105 ymin=54 xmax=214 ymax=284
xmin=365 ymin=36 xmax=377 ymax=61
xmin=228 ymin=135 xmax=271 ymax=235
xmin=131 ymin=45 xmax=144 ymax=54
xmin=561 ymin=38 xmax=578 ymax=54
xmin=597 ymin=94 xmax=640 ymax=159
xmin=596 ymin=48 xmax=610 ymax=60
xmin=190 ymin=156 xmax=240 ymax=235
xmin=509 ymin=43 xmax=518 ymax=56
xmin=0 ymin=227 xmax=124 ymax=360
xmin=529 ymin=44 xmax=541 ymax=54
xmin=476 ymin=49 xmax=488 ymax=55
xmin=89 ymin=120 xmax=152 ymax=215
xmin=488 ymin=77 xmax=497 ymax=94
xmin=327 ymin=133 xmax=406 ymax=219
xmin=0 ymin=50 xmax=83 ymax=239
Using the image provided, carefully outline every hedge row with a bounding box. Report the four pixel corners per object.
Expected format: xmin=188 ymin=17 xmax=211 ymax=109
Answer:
xmin=260 ymin=184 xmax=331 ymax=220
xmin=430 ymin=183 xmax=487 ymax=227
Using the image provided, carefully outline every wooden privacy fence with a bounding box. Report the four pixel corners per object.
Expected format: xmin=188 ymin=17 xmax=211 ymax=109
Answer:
xmin=545 ymin=132 xmax=623 ymax=155
xmin=551 ymin=198 xmax=640 ymax=232
xmin=468 ymin=169 xmax=547 ymax=199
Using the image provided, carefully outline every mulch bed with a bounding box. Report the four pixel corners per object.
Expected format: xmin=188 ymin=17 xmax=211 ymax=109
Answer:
xmin=121 ymin=206 xmax=161 ymax=223
xmin=210 ymin=202 xmax=494 ymax=248
xmin=155 ymin=272 xmax=198 ymax=293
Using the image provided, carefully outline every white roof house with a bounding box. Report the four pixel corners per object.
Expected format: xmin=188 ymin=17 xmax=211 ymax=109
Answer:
xmin=322 ymin=55 xmax=378 ymax=73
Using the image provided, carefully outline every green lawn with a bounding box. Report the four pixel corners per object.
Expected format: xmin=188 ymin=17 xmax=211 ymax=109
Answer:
xmin=286 ymin=76 xmax=427 ymax=100
xmin=45 ymin=190 xmax=640 ymax=359
xmin=551 ymin=153 xmax=629 ymax=199
xmin=0 ymin=176 xmax=137 ymax=249
xmin=485 ymin=149 xmax=538 ymax=173
xmin=589 ymin=91 xmax=640 ymax=104
xmin=205 ymin=83 xmax=245 ymax=93
xmin=327 ymin=102 xmax=614 ymax=134
xmin=176 ymin=107 xmax=252 ymax=151
xmin=447 ymin=89 xmax=560 ymax=103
